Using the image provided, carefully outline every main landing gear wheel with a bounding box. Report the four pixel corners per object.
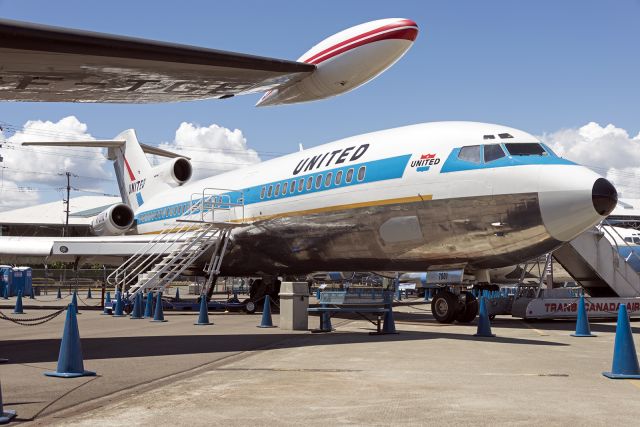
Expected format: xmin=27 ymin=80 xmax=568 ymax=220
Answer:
xmin=243 ymin=299 xmax=257 ymax=314
xmin=431 ymin=292 xmax=460 ymax=323
xmin=455 ymin=291 xmax=479 ymax=324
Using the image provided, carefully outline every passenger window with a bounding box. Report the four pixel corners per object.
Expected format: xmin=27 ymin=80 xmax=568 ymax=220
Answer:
xmin=282 ymin=181 xmax=288 ymax=195
xmin=483 ymin=144 xmax=506 ymax=162
xmin=298 ymin=178 xmax=304 ymax=192
xmin=346 ymin=168 xmax=354 ymax=183
xmin=306 ymin=176 xmax=313 ymax=190
xmin=315 ymin=174 xmax=323 ymax=189
xmin=267 ymin=185 xmax=273 ymax=198
xmin=290 ymin=180 xmax=296 ymax=194
xmin=505 ymin=143 xmax=547 ymax=156
xmin=335 ymin=170 xmax=343 ymax=185
xmin=325 ymin=172 xmax=333 ymax=187
xmin=274 ymin=183 xmax=280 ymax=196
xmin=357 ymin=166 xmax=366 ymax=181
xmin=458 ymin=145 xmax=481 ymax=163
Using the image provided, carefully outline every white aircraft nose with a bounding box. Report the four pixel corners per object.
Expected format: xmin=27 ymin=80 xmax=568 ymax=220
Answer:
xmin=538 ymin=166 xmax=618 ymax=242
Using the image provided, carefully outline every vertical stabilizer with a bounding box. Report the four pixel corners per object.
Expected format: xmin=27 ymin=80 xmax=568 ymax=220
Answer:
xmin=110 ymin=129 xmax=153 ymax=210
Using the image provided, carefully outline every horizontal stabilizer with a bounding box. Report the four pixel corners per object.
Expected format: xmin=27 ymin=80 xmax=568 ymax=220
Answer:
xmin=22 ymin=140 xmax=188 ymax=159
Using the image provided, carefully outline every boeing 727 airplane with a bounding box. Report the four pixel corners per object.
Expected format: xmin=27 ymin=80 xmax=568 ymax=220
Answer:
xmin=0 ymin=18 xmax=618 ymax=323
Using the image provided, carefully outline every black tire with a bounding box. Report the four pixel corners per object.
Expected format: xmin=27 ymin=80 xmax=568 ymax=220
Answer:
xmin=431 ymin=292 xmax=459 ymax=323
xmin=243 ymin=298 xmax=257 ymax=314
xmin=456 ymin=291 xmax=479 ymax=323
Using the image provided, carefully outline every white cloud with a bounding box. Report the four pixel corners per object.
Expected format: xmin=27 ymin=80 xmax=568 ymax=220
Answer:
xmin=156 ymin=122 xmax=261 ymax=180
xmin=0 ymin=118 xmax=262 ymax=211
xmin=0 ymin=179 xmax=40 ymax=211
xmin=539 ymin=122 xmax=640 ymax=198
xmin=2 ymin=115 xmax=113 ymax=188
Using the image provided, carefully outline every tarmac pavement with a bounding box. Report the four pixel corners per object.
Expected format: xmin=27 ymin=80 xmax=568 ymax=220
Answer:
xmin=2 ymin=298 xmax=640 ymax=426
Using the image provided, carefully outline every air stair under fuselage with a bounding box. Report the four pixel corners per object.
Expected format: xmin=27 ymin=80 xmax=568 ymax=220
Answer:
xmin=107 ymin=188 xmax=246 ymax=300
xmin=553 ymin=225 xmax=640 ymax=297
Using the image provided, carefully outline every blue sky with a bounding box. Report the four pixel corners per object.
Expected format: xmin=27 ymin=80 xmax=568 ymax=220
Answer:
xmin=0 ymin=0 xmax=639 ymax=205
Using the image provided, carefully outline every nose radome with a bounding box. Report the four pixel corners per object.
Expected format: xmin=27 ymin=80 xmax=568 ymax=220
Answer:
xmin=592 ymin=178 xmax=618 ymax=216
xmin=538 ymin=166 xmax=616 ymax=242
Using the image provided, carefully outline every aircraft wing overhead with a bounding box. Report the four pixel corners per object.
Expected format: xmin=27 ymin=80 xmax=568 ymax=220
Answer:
xmin=0 ymin=18 xmax=315 ymax=103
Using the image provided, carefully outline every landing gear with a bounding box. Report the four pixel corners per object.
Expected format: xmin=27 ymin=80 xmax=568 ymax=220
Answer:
xmin=431 ymin=290 xmax=478 ymax=324
xmin=431 ymin=291 xmax=460 ymax=323
xmin=455 ymin=291 xmax=478 ymax=323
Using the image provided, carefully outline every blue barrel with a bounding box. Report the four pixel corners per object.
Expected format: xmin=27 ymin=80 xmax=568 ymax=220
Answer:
xmin=0 ymin=265 xmax=12 ymax=297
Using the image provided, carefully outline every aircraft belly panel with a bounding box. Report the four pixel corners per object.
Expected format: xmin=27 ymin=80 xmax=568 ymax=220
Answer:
xmin=221 ymin=193 xmax=562 ymax=275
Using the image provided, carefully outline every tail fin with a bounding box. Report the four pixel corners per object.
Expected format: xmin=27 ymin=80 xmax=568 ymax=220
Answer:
xmin=22 ymin=129 xmax=188 ymax=211
xmin=111 ymin=129 xmax=153 ymax=209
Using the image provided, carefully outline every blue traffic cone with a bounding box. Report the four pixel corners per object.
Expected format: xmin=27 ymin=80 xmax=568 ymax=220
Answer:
xmin=71 ymin=290 xmax=79 ymax=314
xmin=0 ymin=380 xmax=17 ymax=424
xmin=130 ymin=293 xmax=143 ymax=319
xmin=571 ymin=296 xmax=596 ymax=337
xmin=151 ymin=292 xmax=167 ymax=322
xmin=56 ymin=287 xmax=62 ymax=299
xmin=194 ymin=296 xmax=212 ymax=325
xmin=101 ymin=291 xmax=112 ymax=315
xmin=144 ymin=292 xmax=153 ymax=318
xmin=603 ymin=304 xmax=640 ymax=379
xmin=315 ymin=288 xmax=321 ymax=300
xmin=13 ymin=291 xmax=24 ymax=314
xmin=474 ymin=297 xmax=495 ymax=337
xmin=174 ymin=287 xmax=180 ymax=302
xmin=44 ymin=304 xmax=96 ymax=378
xmin=382 ymin=303 xmax=397 ymax=334
xmin=86 ymin=288 xmax=92 ymax=299
xmin=113 ymin=291 xmax=125 ymax=317
xmin=258 ymin=295 xmax=275 ymax=328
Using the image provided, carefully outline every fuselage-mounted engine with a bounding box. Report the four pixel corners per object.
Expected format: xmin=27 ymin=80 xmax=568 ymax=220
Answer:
xmin=152 ymin=157 xmax=192 ymax=187
xmin=90 ymin=203 xmax=135 ymax=236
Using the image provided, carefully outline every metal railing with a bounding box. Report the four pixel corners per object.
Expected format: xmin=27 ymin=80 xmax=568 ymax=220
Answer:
xmin=107 ymin=187 xmax=244 ymax=293
xmin=599 ymin=221 xmax=640 ymax=270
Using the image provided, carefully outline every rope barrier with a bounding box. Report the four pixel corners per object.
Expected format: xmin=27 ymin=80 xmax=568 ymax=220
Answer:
xmin=0 ymin=307 xmax=66 ymax=326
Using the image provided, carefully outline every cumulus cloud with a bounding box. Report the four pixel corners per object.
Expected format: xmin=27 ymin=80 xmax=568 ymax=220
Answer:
xmin=539 ymin=122 xmax=640 ymax=199
xmin=0 ymin=118 xmax=262 ymax=211
xmin=0 ymin=178 xmax=40 ymax=211
xmin=156 ymin=122 xmax=261 ymax=180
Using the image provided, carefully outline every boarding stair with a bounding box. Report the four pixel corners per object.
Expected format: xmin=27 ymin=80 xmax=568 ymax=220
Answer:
xmin=552 ymin=223 xmax=640 ymax=297
xmin=107 ymin=188 xmax=246 ymax=300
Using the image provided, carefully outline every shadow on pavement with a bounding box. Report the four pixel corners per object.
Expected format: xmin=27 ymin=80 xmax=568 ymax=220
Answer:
xmin=2 ymin=327 xmax=568 ymax=365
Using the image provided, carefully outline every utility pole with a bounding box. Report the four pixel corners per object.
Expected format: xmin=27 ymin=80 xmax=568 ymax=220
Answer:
xmin=62 ymin=171 xmax=71 ymax=237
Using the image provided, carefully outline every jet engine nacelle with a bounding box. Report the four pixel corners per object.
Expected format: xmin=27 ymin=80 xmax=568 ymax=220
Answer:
xmin=90 ymin=203 xmax=135 ymax=236
xmin=257 ymin=18 xmax=418 ymax=106
xmin=152 ymin=157 xmax=192 ymax=187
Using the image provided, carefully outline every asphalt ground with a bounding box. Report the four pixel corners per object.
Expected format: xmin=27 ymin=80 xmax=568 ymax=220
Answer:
xmin=2 ymin=297 xmax=640 ymax=426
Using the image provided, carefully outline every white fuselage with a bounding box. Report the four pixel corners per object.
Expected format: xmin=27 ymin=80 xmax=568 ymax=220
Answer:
xmin=131 ymin=121 xmax=614 ymax=275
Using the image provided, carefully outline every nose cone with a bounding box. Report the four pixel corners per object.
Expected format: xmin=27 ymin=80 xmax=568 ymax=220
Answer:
xmin=538 ymin=166 xmax=618 ymax=242
xmin=592 ymin=178 xmax=618 ymax=216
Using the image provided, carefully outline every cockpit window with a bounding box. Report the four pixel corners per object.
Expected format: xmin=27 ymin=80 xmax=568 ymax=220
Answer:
xmin=483 ymin=144 xmax=506 ymax=162
xmin=458 ymin=145 xmax=481 ymax=163
xmin=505 ymin=143 xmax=548 ymax=156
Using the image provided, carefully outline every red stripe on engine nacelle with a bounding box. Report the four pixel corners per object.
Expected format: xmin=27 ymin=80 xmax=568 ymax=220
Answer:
xmin=303 ymin=19 xmax=418 ymax=65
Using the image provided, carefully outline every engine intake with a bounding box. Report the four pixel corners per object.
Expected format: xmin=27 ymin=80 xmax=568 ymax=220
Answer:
xmin=90 ymin=203 xmax=135 ymax=236
xmin=152 ymin=157 xmax=192 ymax=186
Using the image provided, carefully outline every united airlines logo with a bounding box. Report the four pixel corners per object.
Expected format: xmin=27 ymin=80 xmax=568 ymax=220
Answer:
xmin=128 ymin=179 xmax=146 ymax=194
xmin=410 ymin=153 xmax=440 ymax=172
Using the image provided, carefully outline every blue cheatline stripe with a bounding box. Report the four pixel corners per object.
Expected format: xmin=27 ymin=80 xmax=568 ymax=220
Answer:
xmin=136 ymin=154 xmax=411 ymax=225
xmin=440 ymin=147 xmax=575 ymax=173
